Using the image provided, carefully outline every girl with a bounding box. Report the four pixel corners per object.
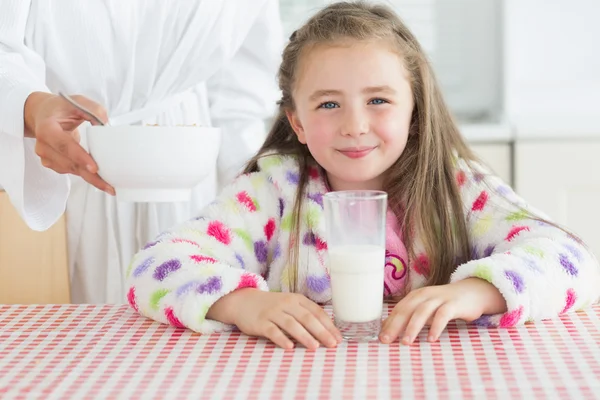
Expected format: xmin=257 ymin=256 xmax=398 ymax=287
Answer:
xmin=126 ymin=1 xmax=600 ymax=350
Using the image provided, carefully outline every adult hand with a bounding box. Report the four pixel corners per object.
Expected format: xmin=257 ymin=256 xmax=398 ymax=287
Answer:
xmin=24 ymin=92 xmax=115 ymax=195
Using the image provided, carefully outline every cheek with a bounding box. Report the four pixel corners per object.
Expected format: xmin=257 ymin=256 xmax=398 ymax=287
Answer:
xmin=303 ymin=112 xmax=337 ymax=146
xmin=372 ymin=108 xmax=411 ymax=145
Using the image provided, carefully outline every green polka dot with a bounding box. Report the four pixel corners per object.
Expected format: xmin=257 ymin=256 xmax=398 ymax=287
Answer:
xmin=261 ymin=156 xmax=283 ymax=170
xmin=473 ymin=215 xmax=493 ymax=237
xmin=506 ymin=210 xmax=529 ymax=222
xmin=473 ymin=264 xmax=493 ymax=283
xmin=226 ymin=199 xmax=239 ymax=213
xmin=281 ymin=214 xmax=293 ymax=231
xmin=305 ymin=207 xmax=320 ymax=227
xmin=126 ymin=260 xmax=134 ymax=278
xmin=252 ymin=198 xmax=261 ymax=212
xmin=524 ymin=245 xmax=544 ymax=258
xmin=199 ymin=304 xmax=210 ymax=324
xmin=233 ymin=229 xmax=254 ymax=251
xmin=150 ymin=289 xmax=171 ymax=311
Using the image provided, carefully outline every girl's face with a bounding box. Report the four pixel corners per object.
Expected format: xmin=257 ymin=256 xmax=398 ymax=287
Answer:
xmin=287 ymin=40 xmax=414 ymax=191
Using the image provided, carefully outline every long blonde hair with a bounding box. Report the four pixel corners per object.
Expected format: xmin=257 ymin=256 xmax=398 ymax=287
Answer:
xmin=245 ymin=1 xmax=479 ymax=290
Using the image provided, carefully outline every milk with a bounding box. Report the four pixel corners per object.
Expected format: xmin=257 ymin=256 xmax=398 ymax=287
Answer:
xmin=329 ymin=245 xmax=385 ymax=323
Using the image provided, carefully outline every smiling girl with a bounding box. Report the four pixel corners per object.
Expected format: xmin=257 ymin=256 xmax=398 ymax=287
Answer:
xmin=125 ymin=1 xmax=600 ymax=350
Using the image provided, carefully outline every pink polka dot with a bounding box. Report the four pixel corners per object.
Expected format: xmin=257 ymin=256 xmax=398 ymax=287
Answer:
xmin=456 ymin=170 xmax=466 ymax=187
xmin=207 ymin=221 xmax=231 ymax=245
xmin=127 ymin=287 xmax=138 ymax=312
xmin=499 ymin=305 xmax=524 ymax=327
xmin=412 ymin=254 xmax=430 ymax=277
xmin=172 ymin=238 xmax=200 ymax=247
xmin=165 ymin=307 xmax=185 ymax=328
xmin=264 ymin=218 xmax=276 ymax=241
xmin=472 ymin=191 xmax=489 ymax=211
xmin=190 ymin=255 xmax=217 ymax=264
xmin=237 ymin=273 xmax=259 ymax=289
xmin=308 ymin=166 xmax=320 ymax=179
xmin=315 ymin=236 xmax=328 ymax=251
xmin=561 ymin=288 xmax=577 ymax=314
xmin=236 ymin=191 xmax=257 ymax=212
xmin=505 ymin=226 xmax=530 ymax=242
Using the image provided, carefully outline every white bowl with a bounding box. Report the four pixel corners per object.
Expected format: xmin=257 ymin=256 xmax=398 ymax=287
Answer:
xmin=87 ymin=125 xmax=220 ymax=202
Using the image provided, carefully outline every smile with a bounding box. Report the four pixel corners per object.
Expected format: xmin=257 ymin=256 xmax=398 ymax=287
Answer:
xmin=337 ymin=146 xmax=377 ymax=159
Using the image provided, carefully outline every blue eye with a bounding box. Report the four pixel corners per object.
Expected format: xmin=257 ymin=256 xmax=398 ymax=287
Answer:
xmin=319 ymin=101 xmax=339 ymax=109
xmin=369 ymin=98 xmax=388 ymax=105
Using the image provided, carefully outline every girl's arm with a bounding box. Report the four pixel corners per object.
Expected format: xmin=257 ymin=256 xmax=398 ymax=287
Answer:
xmin=126 ymin=166 xmax=282 ymax=333
xmin=451 ymin=158 xmax=600 ymax=327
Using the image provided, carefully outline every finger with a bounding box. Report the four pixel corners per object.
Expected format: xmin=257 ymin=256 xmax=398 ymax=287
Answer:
xmin=380 ymin=304 xmax=413 ymax=344
xmin=79 ymin=169 xmax=115 ymax=195
xmin=272 ymin=313 xmax=319 ymax=350
xmin=37 ymin=145 xmax=81 ymax=175
xmin=262 ymin=322 xmax=294 ymax=350
xmin=403 ymin=301 xmax=441 ymax=345
xmin=38 ymin=121 xmax=98 ymax=173
xmin=70 ymin=128 xmax=81 ymax=143
xmin=300 ymin=298 xmax=342 ymax=343
xmin=289 ymin=305 xmax=338 ymax=348
xmin=70 ymin=94 xmax=109 ymax=125
xmin=37 ymin=143 xmax=114 ymax=195
xmin=428 ymin=304 xmax=455 ymax=342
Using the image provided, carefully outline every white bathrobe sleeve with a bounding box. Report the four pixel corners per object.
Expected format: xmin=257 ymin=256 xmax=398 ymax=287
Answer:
xmin=0 ymin=0 xmax=70 ymax=231
xmin=207 ymin=0 xmax=283 ymax=187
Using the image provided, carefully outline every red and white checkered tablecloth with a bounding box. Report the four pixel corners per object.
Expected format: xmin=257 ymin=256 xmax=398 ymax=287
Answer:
xmin=1 ymin=304 xmax=599 ymax=400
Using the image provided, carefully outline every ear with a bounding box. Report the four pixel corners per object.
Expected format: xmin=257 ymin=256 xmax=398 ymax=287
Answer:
xmin=285 ymin=110 xmax=307 ymax=144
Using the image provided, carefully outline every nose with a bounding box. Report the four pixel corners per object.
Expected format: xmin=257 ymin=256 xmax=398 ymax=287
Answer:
xmin=340 ymin=107 xmax=368 ymax=138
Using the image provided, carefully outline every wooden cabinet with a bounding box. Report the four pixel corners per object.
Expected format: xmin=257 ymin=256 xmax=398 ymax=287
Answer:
xmin=0 ymin=191 xmax=70 ymax=304
xmin=515 ymin=140 xmax=600 ymax=259
xmin=470 ymin=142 xmax=512 ymax=185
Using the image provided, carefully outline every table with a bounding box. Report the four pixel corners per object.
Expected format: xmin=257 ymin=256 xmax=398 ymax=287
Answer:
xmin=1 ymin=304 xmax=599 ymax=399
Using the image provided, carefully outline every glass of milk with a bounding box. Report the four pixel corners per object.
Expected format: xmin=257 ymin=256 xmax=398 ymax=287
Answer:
xmin=323 ymin=190 xmax=387 ymax=341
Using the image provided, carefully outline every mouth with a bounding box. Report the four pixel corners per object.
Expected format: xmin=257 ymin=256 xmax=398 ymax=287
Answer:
xmin=337 ymin=146 xmax=377 ymax=159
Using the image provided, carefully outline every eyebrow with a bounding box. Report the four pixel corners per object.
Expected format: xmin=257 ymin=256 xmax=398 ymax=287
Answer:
xmin=308 ymin=86 xmax=397 ymax=101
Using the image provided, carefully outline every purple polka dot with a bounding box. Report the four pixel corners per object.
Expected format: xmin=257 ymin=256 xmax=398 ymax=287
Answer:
xmin=133 ymin=257 xmax=154 ymax=277
xmin=286 ymin=171 xmax=300 ymax=185
xmin=473 ymin=315 xmax=494 ymax=327
xmin=254 ymin=241 xmax=268 ymax=264
xmin=559 ymin=253 xmax=578 ymax=276
xmin=483 ymin=245 xmax=495 ymax=257
xmin=278 ymin=198 xmax=285 ymax=218
xmin=474 ymin=172 xmax=485 ymax=183
xmin=273 ymin=242 xmax=281 ymax=260
xmin=564 ymin=243 xmax=583 ymax=262
xmin=308 ymin=193 xmax=323 ymax=208
xmin=504 ymin=270 xmax=525 ymax=293
xmin=306 ymin=275 xmax=330 ymax=293
xmin=143 ymin=241 xmax=158 ymax=250
xmin=196 ymin=276 xmax=222 ymax=294
xmin=470 ymin=247 xmax=480 ymax=259
xmin=303 ymin=232 xmax=316 ymax=246
xmin=153 ymin=259 xmax=181 ymax=281
xmin=496 ymin=185 xmax=512 ymax=197
xmin=176 ymin=280 xmax=200 ymax=297
xmin=235 ymin=253 xmax=246 ymax=269
xmin=523 ymin=257 xmax=542 ymax=273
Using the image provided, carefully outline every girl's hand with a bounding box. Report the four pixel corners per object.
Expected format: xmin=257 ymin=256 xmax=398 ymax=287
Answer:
xmin=380 ymin=278 xmax=507 ymax=345
xmin=210 ymin=288 xmax=342 ymax=350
